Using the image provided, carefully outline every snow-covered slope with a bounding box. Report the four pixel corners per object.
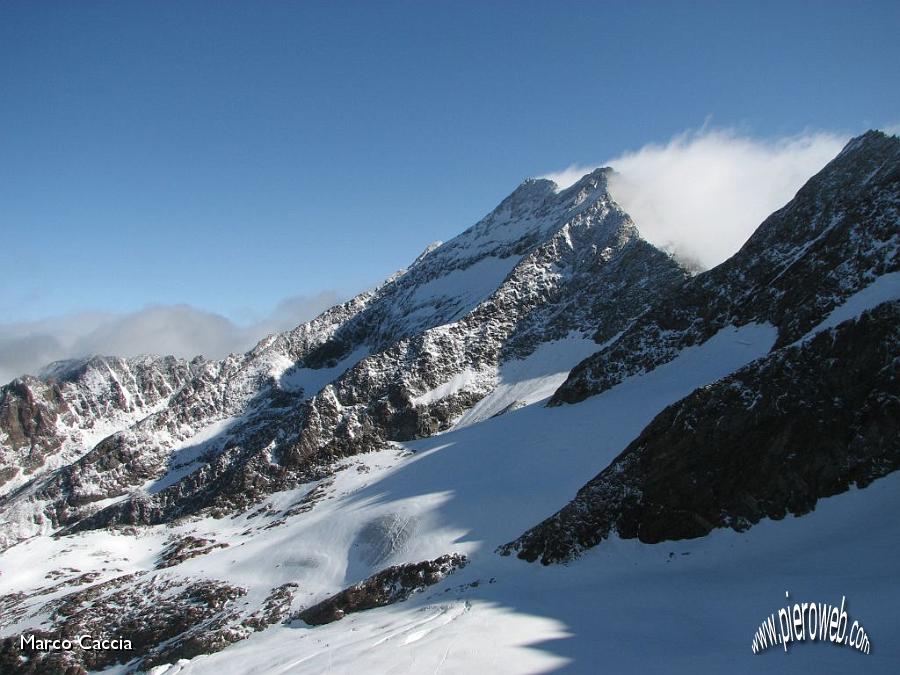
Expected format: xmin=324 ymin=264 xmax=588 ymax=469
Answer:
xmin=152 ymin=469 xmax=900 ymax=675
xmin=0 ymin=315 xmax=783 ymax=672
xmin=505 ymin=299 xmax=900 ymax=564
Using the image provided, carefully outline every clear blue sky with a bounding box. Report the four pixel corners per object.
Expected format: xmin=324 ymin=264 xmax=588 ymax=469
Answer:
xmin=1 ymin=0 xmax=898 ymax=324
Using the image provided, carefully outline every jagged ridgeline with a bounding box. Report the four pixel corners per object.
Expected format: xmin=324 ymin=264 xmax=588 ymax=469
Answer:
xmin=1 ymin=167 xmax=688 ymax=547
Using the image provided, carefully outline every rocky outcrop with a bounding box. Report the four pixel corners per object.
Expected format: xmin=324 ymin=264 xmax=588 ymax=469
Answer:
xmin=0 ymin=295 xmax=374 ymax=547
xmin=155 ymin=535 xmax=229 ymax=569
xmin=295 ymin=553 xmax=467 ymax=626
xmin=0 ymin=569 xmax=303 ymax=674
xmin=502 ymin=301 xmax=900 ymax=564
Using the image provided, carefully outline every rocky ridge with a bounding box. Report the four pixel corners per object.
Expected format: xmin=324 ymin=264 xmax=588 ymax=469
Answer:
xmin=294 ymin=553 xmax=467 ymax=626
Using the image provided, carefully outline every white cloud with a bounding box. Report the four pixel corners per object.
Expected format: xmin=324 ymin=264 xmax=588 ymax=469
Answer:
xmin=0 ymin=292 xmax=341 ymax=384
xmin=542 ymin=128 xmax=850 ymax=269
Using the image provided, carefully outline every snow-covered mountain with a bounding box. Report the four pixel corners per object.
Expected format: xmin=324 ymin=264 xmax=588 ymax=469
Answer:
xmin=0 ymin=167 xmax=687 ymax=549
xmin=0 ymin=131 xmax=898 ymax=675
xmin=504 ymin=299 xmax=899 ymax=564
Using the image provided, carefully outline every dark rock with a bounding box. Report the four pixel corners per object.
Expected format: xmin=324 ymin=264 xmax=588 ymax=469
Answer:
xmin=295 ymin=553 xmax=468 ymax=626
xmin=156 ymin=535 xmax=229 ymax=569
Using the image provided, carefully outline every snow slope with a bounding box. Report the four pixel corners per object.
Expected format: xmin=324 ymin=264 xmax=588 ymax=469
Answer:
xmin=799 ymin=270 xmax=900 ymax=341
xmin=453 ymin=334 xmax=600 ymax=428
xmin=118 ymin=318 xmax=899 ymax=675
xmin=150 ymin=473 xmax=900 ymax=675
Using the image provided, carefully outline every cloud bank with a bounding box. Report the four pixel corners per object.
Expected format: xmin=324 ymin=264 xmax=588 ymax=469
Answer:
xmin=0 ymin=292 xmax=341 ymax=384
xmin=543 ymin=128 xmax=850 ymax=269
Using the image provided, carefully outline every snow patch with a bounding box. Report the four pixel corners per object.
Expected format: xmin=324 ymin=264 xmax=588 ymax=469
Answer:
xmin=799 ymin=271 xmax=900 ymax=341
xmin=279 ymin=346 xmax=371 ymax=396
xmin=455 ymin=334 xmax=600 ymax=428
xmin=409 ymin=255 xmax=520 ymax=315
xmin=411 ymin=370 xmax=486 ymax=407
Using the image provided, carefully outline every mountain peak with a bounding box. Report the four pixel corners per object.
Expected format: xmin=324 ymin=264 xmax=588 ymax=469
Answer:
xmin=836 ymin=128 xmax=899 ymax=161
xmin=552 ymin=127 xmax=900 ymax=406
xmin=563 ymin=166 xmax=612 ymax=188
xmin=497 ymin=176 xmax=557 ymax=210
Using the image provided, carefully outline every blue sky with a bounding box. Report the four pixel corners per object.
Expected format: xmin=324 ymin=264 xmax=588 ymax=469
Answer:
xmin=0 ymin=1 xmax=897 ymax=368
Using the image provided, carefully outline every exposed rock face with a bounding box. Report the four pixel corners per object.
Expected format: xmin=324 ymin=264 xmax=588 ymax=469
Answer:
xmin=553 ymin=130 xmax=900 ymax=405
xmin=1 ymin=168 xmax=686 ymax=545
xmin=502 ymin=301 xmax=900 ymax=564
xmin=295 ymin=553 xmax=467 ymax=626
xmin=0 ymin=295 xmax=375 ymax=546
xmin=155 ymin=535 xmax=229 ymax=569
xmin=0 ymin=567 xmax=300 ymax=674
xmin=0 ymin=355 xmax=196 ymax=496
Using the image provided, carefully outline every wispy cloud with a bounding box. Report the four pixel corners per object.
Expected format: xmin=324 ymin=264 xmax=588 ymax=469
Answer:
xmin=0 ymin=292 xmax=341 ymax=384
xmin=542 ymin=127 xmax=850 ymax=269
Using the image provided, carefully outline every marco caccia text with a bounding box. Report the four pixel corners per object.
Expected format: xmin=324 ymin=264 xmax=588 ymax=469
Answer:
xmin=20 ymin=634 xmax=133 ymax=652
